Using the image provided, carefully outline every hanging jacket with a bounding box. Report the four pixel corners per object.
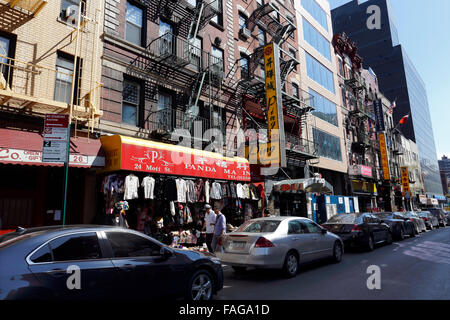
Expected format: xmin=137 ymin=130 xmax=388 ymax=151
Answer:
xmin=164 ymin=178 xmax=178 ymax=201
xmin=194 ymin=179 xmax=205 ymax=202
xmin=210 ymin=182 xmax=223 ymax=200
xmin=229 ymin=182 xmax=237 ymax=199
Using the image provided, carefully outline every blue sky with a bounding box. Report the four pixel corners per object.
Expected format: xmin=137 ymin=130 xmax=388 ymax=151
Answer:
xmin=328 ymin=0 xmax=450 ymax=160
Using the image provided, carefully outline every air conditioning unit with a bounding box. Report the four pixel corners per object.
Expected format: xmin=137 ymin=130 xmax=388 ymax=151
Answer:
xmin=239 ymin=27 xmax=251 ymax=39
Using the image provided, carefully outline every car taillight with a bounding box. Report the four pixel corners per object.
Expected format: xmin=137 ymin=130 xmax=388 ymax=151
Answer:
xmin=423 ymin=217 xmax=428 ymax=221
xmin=409 ymin=218 xmax=414 ymax=222
xmin=255 ymin=237 xmax=275 ymax=248
xmin=352 ymin=224 xmax=363 ymax=231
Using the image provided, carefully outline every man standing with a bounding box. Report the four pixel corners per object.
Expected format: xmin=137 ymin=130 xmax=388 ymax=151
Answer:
xmin=202 ymin=204 xmax=216 ymax=252
xmin=211 ymin=207 xmax=226 ymax=253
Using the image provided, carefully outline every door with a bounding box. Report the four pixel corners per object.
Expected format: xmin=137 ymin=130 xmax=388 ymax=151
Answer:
xmin=28 ymin=232 xmax=118 ymax=300
xmin=287 ymin=220 xmax=315 ymax=263
xmin=371 ymin=215 xmax=387 ymax=242
xmin=104 ymin=231 xmax=184 ymax=299
xmin=303 ymin=220 xmax=333 ymax=259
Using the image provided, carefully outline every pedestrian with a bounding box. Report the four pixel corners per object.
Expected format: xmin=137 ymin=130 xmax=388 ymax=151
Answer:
xmin=202 ymin=204 xmax=216 ymax=252
xmin=211 ymin=207 xmax=226 ymax=253
xmin=110 ymin=206 xmax=129 ymax=228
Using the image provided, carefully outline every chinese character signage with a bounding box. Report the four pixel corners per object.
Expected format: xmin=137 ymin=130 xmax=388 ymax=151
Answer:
xmin=373 ymin=99 xmax=385 ymax=132
xmin=378 ymin=132 xmax=390 ymax=180
xmin=262 ymin=42 xmax=286 ymax=168
xmin=401 ymin=166 xmax=410 ymax=197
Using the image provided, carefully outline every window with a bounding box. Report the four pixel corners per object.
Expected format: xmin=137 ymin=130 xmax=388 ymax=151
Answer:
xmin=188 ymin=36 xmax=202 ymax=71
xmin=237 ymin=220 xmax=281 ymax=233
xmin=309 ymin=88 xmax=337 ymax=126
xmin=49 ymin=233 xmax=102 ymax=261
xmin=288 ymin=220 xmax=308 ymax=234
xmin=337 ymin=57 xmax=344 ymax=77
xmin=313 ymin=128 xmax=342 ymax=161
xmin=30 ymin=244 xmax=52 ymax=263
xmin=122 ymin=79 xmax=141 ymax=126
xmin=272 ymin=5 xmax=280 ymax=22
xmin=238 ymin=13 xmax=247 ymax=30
xmin=157 ymin=91 xmax=173 ymax=130
xmin=0 ymin=34 xmax=13 ymax=81
xmin=159 ymin=21 xmax=174 ymax=55
xmin=256 ymin=0 xmax=264 ymax=8
xmin=292 ymin=83 xmax=299 ymax=99
xmin=301 ymin=0 xmax=328 ymax=32
xmin=240 ymin=54 xmax=249 ymax=79
xmin=303 ymin=221 xmax=322 ymax=234
xmin=60 ymin=0 xmax=84 ymax=26
xmin=305 ymin=53 xmax=334 ymax=93
xmin=302 ymin=17 xmax=331 ymax=61
xmin=106 ymin=232 xmax=161 ymax=258
xmin=288 ymin=47 xmax=296 ymax=59
xmin=54 ymin=53 xmax=75 ymax=104
xmin=210 ymin=0 xmax=223 ymax=27
xmin=211 ymin=45 xmax=224 ymax=73
xmin=258 ymin=29 xmax=266 ymax=46
xmin=286 ymin=16 xmax=295 ymax=39
xmin=125 ymin=1 xmax=144 ymax=46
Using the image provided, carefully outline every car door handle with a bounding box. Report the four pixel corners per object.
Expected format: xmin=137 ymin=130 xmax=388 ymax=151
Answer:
xmin=292 ymin=237 xmax=300 ymax=241
xmin=119 ymin=264 xmax=135 ymax=271
xmin=47 ymin=268 xmax=66 ymax=277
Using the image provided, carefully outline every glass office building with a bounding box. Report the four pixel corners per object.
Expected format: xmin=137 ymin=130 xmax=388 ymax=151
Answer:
xmin=331 ymin=0 xmax=443 ymax=195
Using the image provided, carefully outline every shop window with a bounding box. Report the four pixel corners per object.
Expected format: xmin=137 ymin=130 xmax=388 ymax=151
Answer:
xmin=122 ymin=78 xmax=141 ymax=126
xmin=126 ymin=1 xmax=144 ymax=46
xmin=50 ymin=233 xmax=102 ymax=261
xmin=106 ymin=232 xmax=161 ymax=257
xmin=60 ymin=0 xmax=85 ymax=26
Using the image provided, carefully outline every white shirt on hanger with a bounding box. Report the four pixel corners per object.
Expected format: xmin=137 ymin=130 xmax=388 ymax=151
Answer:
xmin=124 ymin=174 xmax=139 ymax=200
xmin=236 ymin=183 xmax=245 ymax=199
xmin=141 ymin=176 xmax=155 ymax=199
xmin=175 ymin=178 xmax=187 ymax=203
xmin=205 ymin=180 xmax=210 ymax=203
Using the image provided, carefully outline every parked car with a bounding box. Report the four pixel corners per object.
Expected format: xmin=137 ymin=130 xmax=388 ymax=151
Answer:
xmin=404 ymin=211 xmax=427 ymax=233
xmin=0 ymin=225 xmax=223 ymax=300
xmin=417 ymin=211 xmax=439 ymax=230
xmin=215 ymin=217 xmax=344 ymax=278
xmin=373 ymin=212 xmax=416 ymax=240
xmin=428 ymin=208 xmax=447 ymax=227
xmin=322 ymin=213 xmax=392 ymax=252
xmin=445 ymin=212 xmax=450 ymax=226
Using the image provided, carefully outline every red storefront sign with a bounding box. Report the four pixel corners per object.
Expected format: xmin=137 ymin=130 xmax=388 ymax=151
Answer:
xmin=101 ymin=135 xmax=251 ymax=182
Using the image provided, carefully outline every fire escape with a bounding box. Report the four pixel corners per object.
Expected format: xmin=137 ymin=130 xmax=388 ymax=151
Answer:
xmin=128 ymin=0 xmax=224 ymax=143
xmin=0 ymin=0 xmax=103 ymax=134
xmin=236 ymin=2 xmax=318 ymax=166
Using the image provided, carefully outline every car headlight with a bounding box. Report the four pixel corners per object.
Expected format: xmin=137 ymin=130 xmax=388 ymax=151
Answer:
xmin=210 ymin=257 xmax=222 ymax=265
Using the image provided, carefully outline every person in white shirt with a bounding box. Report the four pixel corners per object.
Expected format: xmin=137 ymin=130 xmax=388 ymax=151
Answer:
xmin=202 ymin=204 xmax=216 ymax=252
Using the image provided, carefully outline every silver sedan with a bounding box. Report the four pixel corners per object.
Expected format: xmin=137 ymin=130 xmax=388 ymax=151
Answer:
xmin=215 ymin=217 xmax=344 ymax=278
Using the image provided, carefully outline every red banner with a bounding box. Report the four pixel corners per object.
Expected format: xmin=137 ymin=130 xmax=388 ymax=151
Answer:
xmin=121 ymin=143 xmax=251 ymax=181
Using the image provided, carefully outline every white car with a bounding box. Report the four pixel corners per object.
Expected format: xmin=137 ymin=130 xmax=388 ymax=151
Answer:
xmin=216 ymin=216 xmax=344 ymax=278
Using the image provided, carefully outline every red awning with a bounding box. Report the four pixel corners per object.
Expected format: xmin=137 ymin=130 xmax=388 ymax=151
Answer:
xmin=0 ymin=128 xmax=105 ymax=168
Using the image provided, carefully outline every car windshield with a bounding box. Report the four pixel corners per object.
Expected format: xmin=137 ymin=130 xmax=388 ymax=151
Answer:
xmin=236 ymin=220 xmax=281 ymax=233
xmin=418 ymin=212 xmax=428 ymax=217
xmin=326 ymin=214 xmax=361 ymax=224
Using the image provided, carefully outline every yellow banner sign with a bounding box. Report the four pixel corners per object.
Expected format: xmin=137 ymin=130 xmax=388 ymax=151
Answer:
xmin=378 ymin=133 xmax=390 ymax=180
xmin=401 ymin=166 xmax=410 ymax=197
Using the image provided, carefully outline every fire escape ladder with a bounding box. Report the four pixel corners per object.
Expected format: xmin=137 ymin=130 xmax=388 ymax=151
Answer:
xmin=279 ymin=58 xmax=298 ymax=87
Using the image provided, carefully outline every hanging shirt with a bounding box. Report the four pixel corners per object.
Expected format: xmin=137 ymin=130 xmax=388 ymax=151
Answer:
xmin=194 ymin=179 xmax=205 ymax=202
xmin=175 ymin=178 xmax=187 ymax=203
xmin=229 ymin=182 xmax=237 ymax=199
xmin=205 ymin=180 xmax=210 ymax=203
xmin=124 ymin=175 xmax=139 ymax=200
xmin=210 ymin=182 xmax=223 ymax=200
xmin=242 ymin=184 xmax=250 ymax=199
xmin=186 ymin=180 xmax=196 ymax=203
xmin=141 ymin=176 xmax=155 ymax=199
xmin=236 ymin=183 xmax=245 ymax=199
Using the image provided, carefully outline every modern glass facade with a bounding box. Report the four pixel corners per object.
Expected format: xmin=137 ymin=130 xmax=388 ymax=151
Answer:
xmin=301 ymin=0 xmax=328 ymax=31
xmin=309 ymin=88 xmax=338 ymax=126
xmin=305 ymin=53 xmax=335 ymax=93
xmin=302 ymin=17 xmax=331 ymax=61
xmin=313 ymin=128 xmax=342 ymax=161
xmin=331 ymin=0 xmax=443 ymax=195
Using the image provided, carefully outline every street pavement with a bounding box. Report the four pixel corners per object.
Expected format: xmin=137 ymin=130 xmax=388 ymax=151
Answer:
xmin=216 ymin=227 xmax=450 ymax=300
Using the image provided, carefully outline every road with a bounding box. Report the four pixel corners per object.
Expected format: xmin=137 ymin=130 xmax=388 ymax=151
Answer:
xmin=216 ymin=227 xmax=450 ymax=300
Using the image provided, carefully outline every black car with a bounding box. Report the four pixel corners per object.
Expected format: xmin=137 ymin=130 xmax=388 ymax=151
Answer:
xmin=418 ymin=211 xmax=439 ymax=230
xmin=404 ymin=211 xmax=427 ymax=233
xmin=0 ymin=225 xmax=223 ymax=300
xmin=428 ymin=208 xmax=447 ymax=227
xmin=373 ymin=212 xmax=416 ymax=240
xmin=322 ymin=213 xmax=392 ymax=251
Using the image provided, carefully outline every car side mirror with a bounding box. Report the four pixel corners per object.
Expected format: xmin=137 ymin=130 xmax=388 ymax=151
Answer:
xmin=160 ymin=247 xmax=173 ymax=259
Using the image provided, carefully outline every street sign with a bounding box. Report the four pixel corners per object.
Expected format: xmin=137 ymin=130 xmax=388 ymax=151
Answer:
xmin=42 ymin=114 xmax=69 ymax=163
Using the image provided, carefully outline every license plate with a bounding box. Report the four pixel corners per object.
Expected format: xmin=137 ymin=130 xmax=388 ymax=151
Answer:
xmin=228 ymin=241 xmax=245 ymax=250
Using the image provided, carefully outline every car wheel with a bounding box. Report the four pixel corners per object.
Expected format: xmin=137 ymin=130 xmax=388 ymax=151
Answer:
xmin=282 ymin=251 xmax=299 ymax=278
xmin=232 ymin=266 xmax=247 ymax=273
xmin=187 ymin=270 xmax=214 ymax=301
xmin=332 ymin=241 xmax=343 ymax=263
xmin=399 ymin=228 xmax=405 ymax=240
xmin=367 ymin=235 xmax=375 ymax=251
xmin=410 ymin=227 xmax=416 ymax=237
xmin=386 ymin=231 xmax=393 ymax=245
xmin=429 ymin=224 xmax=433 ymax=230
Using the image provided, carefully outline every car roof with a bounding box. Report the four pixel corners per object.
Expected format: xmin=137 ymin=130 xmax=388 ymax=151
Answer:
xmin=248 ymin=216 xmax=311 ymax=222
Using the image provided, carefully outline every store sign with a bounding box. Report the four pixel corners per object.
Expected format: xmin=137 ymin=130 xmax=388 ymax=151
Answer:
xmin=101 ymin=135 xmax=251 ymax=182
xmin=350 ymin=165 xmax=373 ymax=177
xmin=419 ymin=195 xmax=427 ymax=204
xmin=42 ymin=114 xmax=69 ymax=163
xmin=262 ymin=42 xmax=286 ymax=168
xmin=0 ymin=147 xmax=103 ymax=167
xmin=378 ymin=133 xmax=390 ymax=180
xmin=373 ymin=99 xmax=385 ymax=132
xmin=400 ymin=166 xmax=410 ymax=197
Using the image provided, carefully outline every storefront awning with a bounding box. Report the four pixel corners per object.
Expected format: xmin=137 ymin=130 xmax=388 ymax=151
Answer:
xmin=273 ymin=176 xmax=334 ymax=194
xmin=100 ymin=135 xmax=251 ymax=182
xmin=0 ymin=128 xmax=105 ymax=168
